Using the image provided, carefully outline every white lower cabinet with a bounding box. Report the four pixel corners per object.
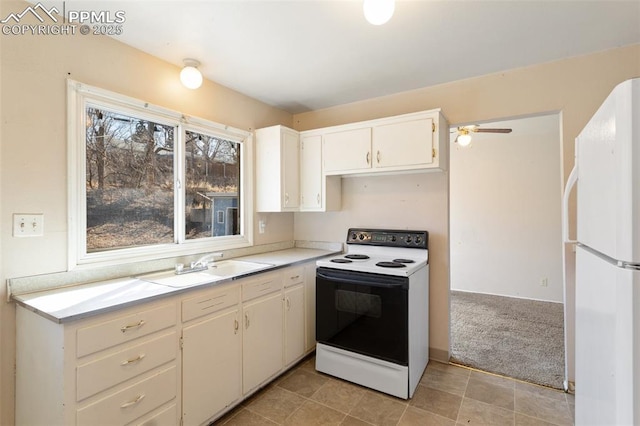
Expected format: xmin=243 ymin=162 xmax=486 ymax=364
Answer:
xmin=181 ymin=286 xmax=241 ymax=426
xmin=283 ymin=266 xmax=305 ymax=367
xmin=242 ymin=288 xmax=284 ymax=393
xmin=303 ymin=262 xmax=317 ymax=352
xmin=15 ymin=259 xmax=319 ymax=426
xmin=15 ymin=300 xmax=180 ymax=426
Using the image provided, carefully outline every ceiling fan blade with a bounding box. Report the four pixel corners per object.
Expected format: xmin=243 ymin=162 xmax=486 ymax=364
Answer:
xmin=473 ymin=128 xmax=512 ymax=133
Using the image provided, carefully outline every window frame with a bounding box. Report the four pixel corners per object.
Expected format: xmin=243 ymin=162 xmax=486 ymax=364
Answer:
xmin=67 ymin=79 xmax=254 ymax=270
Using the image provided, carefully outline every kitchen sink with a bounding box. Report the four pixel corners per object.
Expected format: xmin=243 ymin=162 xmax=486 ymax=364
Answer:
xmin=204 ymin=259 xmax=273 ymax=278
xmin=137 ymin=260 xmax=273 ymax=288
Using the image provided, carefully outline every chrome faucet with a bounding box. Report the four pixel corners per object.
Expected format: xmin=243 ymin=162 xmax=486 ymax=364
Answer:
xmin=175 ymin=252 xmax=224 ymax=275
xmin=192 ymin=252 xmax=224 ymax=269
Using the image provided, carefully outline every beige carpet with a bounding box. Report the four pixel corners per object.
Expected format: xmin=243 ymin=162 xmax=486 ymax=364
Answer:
xmin=450 ymin=290 xmax=565 ymax=389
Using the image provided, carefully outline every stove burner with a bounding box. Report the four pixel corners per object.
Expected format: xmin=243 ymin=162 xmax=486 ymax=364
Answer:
xmin=393 ymin=259 xmax=415 ymax=264
xmin=376 ymin=261 xmax=406 ymax=268
xmin=331 ymin=258 xmax=353 ymax=263
xmin=345 ymin=254 xmax=370 ymax=260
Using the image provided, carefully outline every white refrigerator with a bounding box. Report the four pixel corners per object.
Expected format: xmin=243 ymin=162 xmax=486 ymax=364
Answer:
xmin=564 ymin=78 xmax=640 ymax=425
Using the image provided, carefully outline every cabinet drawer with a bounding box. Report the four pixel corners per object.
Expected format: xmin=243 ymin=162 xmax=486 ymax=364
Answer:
xmin=77 ymin=304 xmax=177 ymax=358
xmin=76 ymin=365 xmax=176 ymax=426
xmin=135 ymin=403 xmax=177 ymax=426
xmin=182 ymin=285 xmax=240 ymax=322
xmin=283 ymin=266 xmax=304 ymax=288
xmin=242 ymin=273 xmax=282 ymax=302
xmin=77 ymin=331 xmax=177 ymax=401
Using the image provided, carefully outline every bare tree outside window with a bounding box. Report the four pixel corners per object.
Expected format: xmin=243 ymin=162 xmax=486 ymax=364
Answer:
xmin=85 ymin=106 xmax=175 ymax=252
xmin=185 ymin=130 xmax=240 ymax=239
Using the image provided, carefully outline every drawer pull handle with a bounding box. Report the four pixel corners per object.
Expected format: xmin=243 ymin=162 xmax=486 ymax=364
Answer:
xmin=245 ymin=313 xmax=250 ymax=329
xmin=366 ymin=152 xmax=370 ymax=165
xmin=120 ymin=394 xmax=145 ymax=409
xmin=377 ymin=150 xmax=381 ymax=164
xmin=286 ymin=298 xmax=291 ymax=310
xmin=202 ymin=301 xmax=226 ymax=311
xmin=121 ymin=353 xmax=146 ymax=366
xmin=234 ymin=319 xmax=239 ymax=334
xmin=317 ymin=193 xmax=320 ymax=204
xmin=120 ymin=320 xmax=146 ymax=333
xmin=290 ymin=275 xmax=300 ymax=280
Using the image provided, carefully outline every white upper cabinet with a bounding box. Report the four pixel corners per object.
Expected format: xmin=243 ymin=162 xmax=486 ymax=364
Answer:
xmin=255 ymin=125 xmax=300 ymax=212
xmin=299 ymin=133 xmax=341 ymax=212
xmin=322 ymin=128 xmax=372 ymax=174
xmin=300 ymin=134 xmax=322 ymax=210
xmin=321 ymin=109 xmax=448 ymax=175
xmin=373 ymin=118 xmax=434 ymax=169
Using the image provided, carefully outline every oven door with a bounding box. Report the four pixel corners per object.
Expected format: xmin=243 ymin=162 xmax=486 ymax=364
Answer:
xmin=316 ymin=267 xmax=409 ymax=365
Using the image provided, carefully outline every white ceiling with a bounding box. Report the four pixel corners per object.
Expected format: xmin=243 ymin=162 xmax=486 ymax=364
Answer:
xmin=42 ymin=1 xmax=640 ymax=114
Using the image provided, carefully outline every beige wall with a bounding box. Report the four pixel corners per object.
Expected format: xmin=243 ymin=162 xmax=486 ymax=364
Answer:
xmin=293 ymin=43 xmax=640 ymax=381
xmin=450 ymin=114 xmax=563 ymax=302
xmin=0 ymin=2 xmax=294 ymax=424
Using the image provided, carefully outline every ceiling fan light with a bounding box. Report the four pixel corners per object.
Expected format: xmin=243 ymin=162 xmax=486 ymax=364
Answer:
xmin=363 ymin=0 xmax=395 ymax=25
xmin=180 ymin=59 xmax=203 ymax=89
xmin=457 ymin=134 xmax=472 ymax=147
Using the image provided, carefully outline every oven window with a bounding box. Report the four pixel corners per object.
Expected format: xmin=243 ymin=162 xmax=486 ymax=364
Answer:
xmin=316 ymin=267 xmax=409 ymax=365
xmin=335 ymin=290 xmax=381 ymax=318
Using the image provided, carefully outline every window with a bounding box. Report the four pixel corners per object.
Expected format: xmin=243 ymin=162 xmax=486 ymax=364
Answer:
xmin=68 ymin=80 xmax=253 ymax=268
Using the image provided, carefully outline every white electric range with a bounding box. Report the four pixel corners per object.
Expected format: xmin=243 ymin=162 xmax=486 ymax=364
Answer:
xmin=315 ymin=228 xmax=430 ymax=399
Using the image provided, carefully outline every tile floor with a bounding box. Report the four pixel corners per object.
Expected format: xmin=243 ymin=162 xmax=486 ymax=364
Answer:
xmin=213 ymin=355 xmax=575 ymax=426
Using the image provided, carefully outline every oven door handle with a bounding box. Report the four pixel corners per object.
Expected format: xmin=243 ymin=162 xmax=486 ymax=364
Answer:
xmin=317 ymin=271 xmax=408 ymax=289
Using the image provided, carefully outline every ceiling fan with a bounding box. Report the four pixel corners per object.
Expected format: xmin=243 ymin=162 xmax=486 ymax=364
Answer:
xmin=452 ymin=125 xmax=513 ymax=147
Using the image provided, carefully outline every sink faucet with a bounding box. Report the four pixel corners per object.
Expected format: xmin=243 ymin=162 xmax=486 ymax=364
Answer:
xmin=175 ymin=252 xmax=224 ymax=275
xmin=192 ymin=252 xmax=224 ymax=269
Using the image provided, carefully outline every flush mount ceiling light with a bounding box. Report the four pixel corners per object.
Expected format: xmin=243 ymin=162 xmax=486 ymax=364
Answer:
xmin=363 ymin=0 xmax=395 ymax=25
xmin=180 ymin=58 xmax=203 ymax=89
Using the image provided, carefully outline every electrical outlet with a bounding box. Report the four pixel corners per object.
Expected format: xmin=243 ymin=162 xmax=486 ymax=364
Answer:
xmin=540 ymin=278 xmax=548 ymax=287
xmin=13 ymin=214 xmax=44 ymax=237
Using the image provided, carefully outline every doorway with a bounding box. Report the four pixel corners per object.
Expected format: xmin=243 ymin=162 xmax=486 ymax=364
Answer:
xmin=448 ymin=113 xmax=565 ymax=389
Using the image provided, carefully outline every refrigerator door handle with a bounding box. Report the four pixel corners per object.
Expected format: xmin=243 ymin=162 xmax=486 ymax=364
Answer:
xmin=562 ymin=163 xmax=578 ymax=244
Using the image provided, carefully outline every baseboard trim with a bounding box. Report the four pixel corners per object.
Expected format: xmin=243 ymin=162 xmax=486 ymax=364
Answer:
xmin=429 ymin=347 xmax=449 ymax=363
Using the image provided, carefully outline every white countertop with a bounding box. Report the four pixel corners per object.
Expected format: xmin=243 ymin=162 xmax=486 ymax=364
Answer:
xmin=13 ymin=247 xmax=338 ymax=323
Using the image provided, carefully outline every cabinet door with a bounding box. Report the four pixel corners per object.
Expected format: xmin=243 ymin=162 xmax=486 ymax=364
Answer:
xmin=300 ymin=134 xmax=322 ymax=210
xmin=323 ymin=128 xmax=372 ymax=174
xmin=284 ymin=285 xmax=305 ymax=366
xmin=182 ymin=309 xmax=241 ymax=426
xmin=303 ymin=263 xmax=317 ymax=352
xmin=242 ymin=293 xmax=283 ymax=393
xmin=373 ymin=118 xmax=434 ymax=169
xmin=282 ymin=129 xmax=300 ymax=209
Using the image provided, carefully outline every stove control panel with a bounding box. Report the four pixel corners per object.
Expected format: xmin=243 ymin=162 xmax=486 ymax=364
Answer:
xmin=347 ymin=228 xmax=428 ymax=249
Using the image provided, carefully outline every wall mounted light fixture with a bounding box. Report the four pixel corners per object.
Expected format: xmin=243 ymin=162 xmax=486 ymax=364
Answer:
xmin=180 ymin=58 xmax=203 ymax=89
xmin=363 ymin=0 xmax=395 ymax=25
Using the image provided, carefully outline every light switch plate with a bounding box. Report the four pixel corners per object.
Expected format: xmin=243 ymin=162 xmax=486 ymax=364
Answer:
xmin=13 ymin=214 xmax=44 ymax=237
